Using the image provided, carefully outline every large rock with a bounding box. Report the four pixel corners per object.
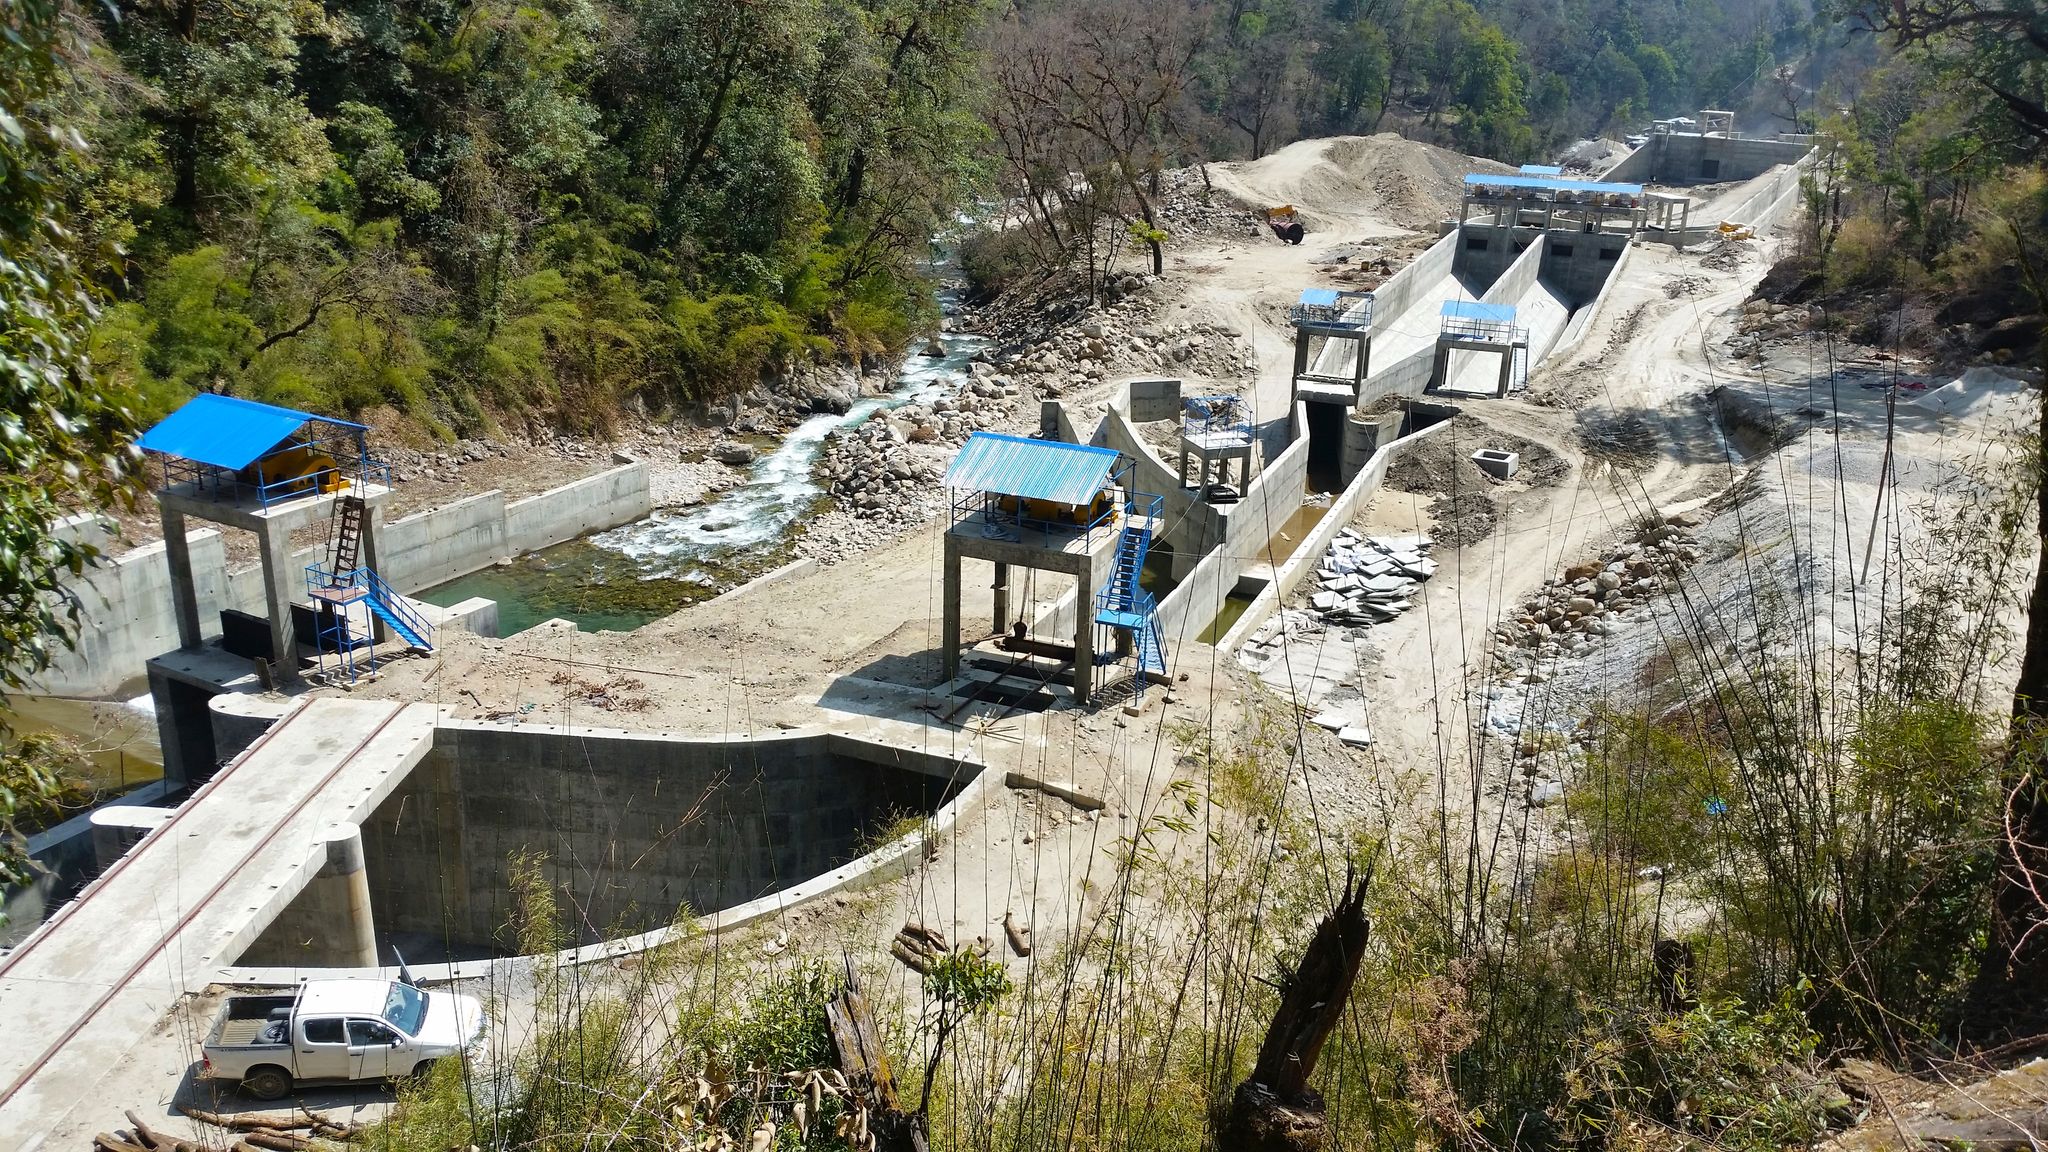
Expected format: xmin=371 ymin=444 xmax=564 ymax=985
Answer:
xmin=714 ymin=443 xmax=757 ymax=466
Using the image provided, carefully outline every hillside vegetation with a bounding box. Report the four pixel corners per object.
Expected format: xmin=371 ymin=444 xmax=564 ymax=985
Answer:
xmin=53 ymin=0 xmax=985 ymax=434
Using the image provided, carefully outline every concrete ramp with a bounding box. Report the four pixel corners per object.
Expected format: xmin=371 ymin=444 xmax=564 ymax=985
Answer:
xmin=0 ymin=699 xmax=436 ymax=1142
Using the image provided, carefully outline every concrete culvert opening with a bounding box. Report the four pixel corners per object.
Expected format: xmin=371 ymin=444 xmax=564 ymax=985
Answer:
xmin=245 ymin=725 xmax=980 ymax=965
xmin=1305 ymin=400 xmax=1347 ymax=491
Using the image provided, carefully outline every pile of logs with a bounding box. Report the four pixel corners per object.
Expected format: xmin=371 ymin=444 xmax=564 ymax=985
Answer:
xmin=94 ymin=1106 xmax=363 ymax=1152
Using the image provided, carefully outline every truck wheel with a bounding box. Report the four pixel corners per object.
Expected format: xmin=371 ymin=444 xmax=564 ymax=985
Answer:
xmin=242 ymin=1066 xmax=292 ymax=1101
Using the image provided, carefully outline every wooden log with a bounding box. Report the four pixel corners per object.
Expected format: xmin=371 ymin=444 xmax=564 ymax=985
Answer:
xmin=1218 ymin=864 xmax=1374 ymax=1152
xmin=241 ymin=1131 xmax=315 ymax=1151
xmin=826 ymin=952 xmax=927 ymax=1152
xmin=172 ymin=1105 xmax=312 ymax=1132
xmin=93 ymin=1134 xmax=149 ymax=1152
xmin=1003 ymin=912 xmax=1033 ymax=957
xmin=888 ymin=939 xmax=931 ymax=974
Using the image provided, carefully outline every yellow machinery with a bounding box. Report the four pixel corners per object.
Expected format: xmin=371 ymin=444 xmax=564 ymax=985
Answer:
xmin=996 ymin=488 xmax=1117 ymax=528
xmin=243 ymin=440 xmax=347 ymax=498
xmin=1266 ymin=205 xmax=1305 ymax=245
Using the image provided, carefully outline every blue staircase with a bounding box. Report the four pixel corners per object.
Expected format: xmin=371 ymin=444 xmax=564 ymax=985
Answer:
xmin=1092 ymin=494 xmax=1170 ymax=700
xmin=304 ymin=563 xmax=434 ymax=683
xmin=361 ymin=568 xmax=433 ymax=652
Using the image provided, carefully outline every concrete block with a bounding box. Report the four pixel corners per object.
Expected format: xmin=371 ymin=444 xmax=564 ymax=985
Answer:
xmin=1126 ymin=377 xmax=1183 ymax=422
xmin=1472 ymin=449 xmax=1520 ymax=480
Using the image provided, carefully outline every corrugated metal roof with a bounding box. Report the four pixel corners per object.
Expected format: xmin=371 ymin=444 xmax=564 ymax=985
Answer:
xmin=1519 ymin=164 xmax=1564 ymax=176
xmin=1442 ymin=301 xmax=1518 ymax=323
xmin=1298 ymin=288 xmax=1340 ymax=307
xmin=1463 ymin=173 xmax=1644 ymax=196
xmin=944 ymin=432 xmax=1119 ymax=506
xmin=136 ymin=394 xmax=364 ymax=471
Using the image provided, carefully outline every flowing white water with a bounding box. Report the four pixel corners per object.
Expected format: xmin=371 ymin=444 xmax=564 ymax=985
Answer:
xmin=591 ymin=323 xmax=990 ymax=576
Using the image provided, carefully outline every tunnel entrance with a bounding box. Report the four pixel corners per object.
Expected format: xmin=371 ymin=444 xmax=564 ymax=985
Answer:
xmin=248 ymin=726 xmax=981 ymax=965
xmin=1305 ymin=399 xmax=1347 ymax=492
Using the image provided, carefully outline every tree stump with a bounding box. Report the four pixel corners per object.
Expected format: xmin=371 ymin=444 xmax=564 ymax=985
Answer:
xmin=1217 ymin=866 xmax=1373 ymax=1152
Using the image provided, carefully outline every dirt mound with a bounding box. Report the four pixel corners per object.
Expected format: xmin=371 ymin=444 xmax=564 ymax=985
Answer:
xmin=1386 ymin=414 xmax=1567 ymax=546
xmin=1201 ymin=134 xmax=1516 ymax=234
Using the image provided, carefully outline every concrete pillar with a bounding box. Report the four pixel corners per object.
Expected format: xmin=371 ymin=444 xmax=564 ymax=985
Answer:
xmin=161 ymin=507 xmax=203 ymax=650
xmin=358 ymin=500 xmax=385 ymax=575
xmin=1292 ymin=330 xmax=1310 ymax=380
xmin=1430 ymin=343 xmax=1450 ymax=391
xmin=91 ymin=805 xmax=173 ymax=870
xmin=1073 ymin=551 xmax=1107 ymax=706
xmin=1351 ymin=333 xmax=1368 ymax=402
xmin=992 ymin=562 xmax=1010 ymax=635
xmin=359 ymin=500 xmax=389 ymax=643
xmin=1497 ymin=347 xmax=1514 ymax=398
xmin=308 ymin=824 xmax=378 ymax=967
xmin=942 ymin=537 xmax=962 ymax=684
xmin=255 ymin=523 xmax=299 ymax=678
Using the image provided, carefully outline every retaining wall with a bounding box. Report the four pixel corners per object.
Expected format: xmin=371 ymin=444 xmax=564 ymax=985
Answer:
xmin=1368 ymin=230 xmax=1459 ymax=332
xmin=1153 ymin=404 xmax=1310 ymax=647
xmin=30 ymin=460 xmax=651 ymax=696
xmin=1219 ymin=418 xmax=1456 ymax=652
xmin=1604 ymin=133 xmax=1812 ymax=185
xmin=1549 ymin=240 xmax=1637 ymax=363
xmin=347 ymin=723 xmax=979 ymax=959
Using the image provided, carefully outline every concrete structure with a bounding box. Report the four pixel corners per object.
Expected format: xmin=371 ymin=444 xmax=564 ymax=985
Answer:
xmin=943 ymin=514 xmax=1118 ymax=704
xmin=0 ymin=699 xmax=991 ymax=1140
xmin=1432 ymin=301 xmax=1527 ymax=398
xmin=1457 ymin=173 xmax=1647 ymax=236
xmin=30 ymin=458 xmax=651 ymax=699
xmin=940 ymin=433 xmax=1143 ymax=705
xmin=1289 ymin=288 xmax=1376 ymax=404
xmin=1605 ymin=128 xmax=1812 ymax=186
xmin=1177 ymin=395 xmax=1256 ymax=491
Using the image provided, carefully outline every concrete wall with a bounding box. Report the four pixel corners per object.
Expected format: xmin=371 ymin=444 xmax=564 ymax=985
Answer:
xmin=1359 ymin=346 xmax=1440 ymax=408
xmin=358 ymin=723 xmax=975 ymax=958
xmin=1604 ymin=133 xmax=1812 ymax=185
xmin=1219 ymin=417 xmax=1458 ymax=651
xmin=1550 ymin=240 xmax=1637 ymax=363
xmin=1127 ymin=377 xmax=1182 ymax=422
xmin=31 ymin=460 xmax=651 ymax=697
xmin=1100 ymin=404 xmax=1223 ymax=577
xmin=1698 ymin=151 xmax=1815 ymax=231
xmin=505 ymin=462 xmax=651 ymax=555
xmin=1152 ymin=404 xmax=1310 ymax=647
xmin=1368 ymin=230 xmax=1459 ymax=332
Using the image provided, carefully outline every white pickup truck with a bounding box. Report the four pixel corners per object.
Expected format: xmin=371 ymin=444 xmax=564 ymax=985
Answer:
xmin=201 ymin=979 xmax=486 ymax=1100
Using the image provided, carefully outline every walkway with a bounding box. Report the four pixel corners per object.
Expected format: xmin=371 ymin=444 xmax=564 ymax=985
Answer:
xmin=0 ymin=698 xmax=437 ymax=1148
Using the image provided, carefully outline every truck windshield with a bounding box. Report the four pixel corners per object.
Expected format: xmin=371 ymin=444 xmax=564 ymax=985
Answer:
xmin=383 ymin=982 xmax=427 ymax=1036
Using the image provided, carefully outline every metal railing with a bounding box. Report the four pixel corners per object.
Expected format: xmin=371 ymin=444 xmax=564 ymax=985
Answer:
xmin=1181 ymin=396 xmax=1252 ymax=446
xmin=1439 ymin=316 xmax=1530 ymax=345
xmin=303 ymin=563 xmax=434 ymax=648
xmin=1288 ymin=293 xmax=1374 ymax=329
xmin=161 ymin=453 xmax=391 ymax=510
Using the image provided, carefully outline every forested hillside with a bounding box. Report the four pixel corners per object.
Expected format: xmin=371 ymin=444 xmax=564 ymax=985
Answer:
xmin=52 ymin=0 xmax=985 ymax=433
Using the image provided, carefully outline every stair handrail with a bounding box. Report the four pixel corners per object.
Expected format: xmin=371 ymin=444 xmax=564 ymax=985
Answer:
xmin=361 ymin=567 xmax=434 ymax=646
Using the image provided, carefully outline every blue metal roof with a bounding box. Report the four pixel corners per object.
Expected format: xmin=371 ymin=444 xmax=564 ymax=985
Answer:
xmin=1442 ymin=301 xmax=1519 ymax=323
xmin=1464 ymin=173 xmax=1644 ymax=196
xmin=945 ymin=432 xmax=1120 ymax=506
xmin=1519 ymin=164 xmax=1563 ymax=176
xmin=136 ymin=394 xmax=365 ymax=471
xmin=1297 ymin=288 xmax=1340 ymax=307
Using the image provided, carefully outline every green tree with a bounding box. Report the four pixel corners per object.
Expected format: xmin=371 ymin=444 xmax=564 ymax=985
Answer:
xmin=0 ymin=0 xmax=146 ymax=884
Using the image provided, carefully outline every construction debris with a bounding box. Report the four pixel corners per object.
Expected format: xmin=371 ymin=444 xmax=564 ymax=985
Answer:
xmin=1003 ymin=911 xmax=1033 ymax=957
xmin=1307 ymin=531 xmax=1435 ymax=627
